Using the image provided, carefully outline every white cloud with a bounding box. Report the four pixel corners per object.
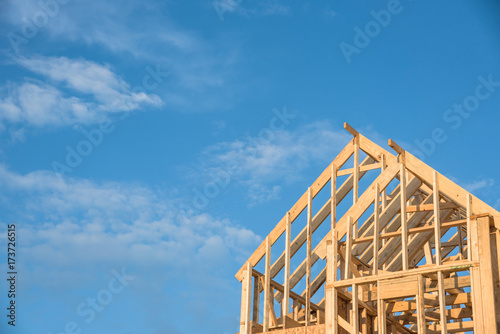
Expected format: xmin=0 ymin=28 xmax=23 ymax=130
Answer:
xmin=0 ymin=56 xmax=162 ymax=129
xmin=0 ymin=164 xmax=261 ymax=287
xmin=4 ymin=0 xmax=241 ymax=112
xmin=460 ymin=177 xmax=495 ymax=193
xmin=193 ymin=121 xmax=350 ymax=205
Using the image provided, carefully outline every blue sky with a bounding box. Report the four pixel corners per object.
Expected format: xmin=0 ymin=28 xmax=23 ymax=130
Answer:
xmin=0 ymin=0 xmax=499 ymax=333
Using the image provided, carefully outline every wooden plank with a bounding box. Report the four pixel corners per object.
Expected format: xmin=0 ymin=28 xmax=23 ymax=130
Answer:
xmin=378 ymin=283 xmax=387 ymax=334
xmin=306 ymin=187 xmax=312 ymax=326
xmin=388 ymin=292 xmax=472 ymax=313
xmin=331 ymin=164 xmax=337 ymax=232
xmin=433 ymin=171 xmax=442 ymax=266
xmin=344 ymin=122 xmax=359 ymax=136
xmin=437 ymin=271 xmax=447 ymax=334
xmin=337 ymin=163 xmax=382 ymax=176
xmin=263 ymin=237 xmax=271 ymax=332
xmin=353 ymin=135 xmax=360 ymax=238
xmin=379 ymin=276 xmax=418 ymax=300
xmin=364 ymin=275 xmax=470 ymax=302
xmin=352 ymin=284 xmax=359 ymax=334
xmin=328 ymin=260 xmax=477 ymax=288
xmin=466 ymin=194 xmax=472 ymax=261
xmin=326 ymin=242 xmax=334 ymax=334
xmin=243 ymin=262 xmax=252 ymax=334
xmin=283 ymin=212 xmax=291 ymax=327
xmin=400 ymin=164 xmax=409 ymax=270
xmin=494 ymin=229 xmax=500 ymax=330
xmin=417 ymin=274 xmax=426 ymax=334
xmin=457 ymin=211 xmax=464 ymax=260
xmin=406 ymin=202 xmax=458 ymax=213
xmin=373 ymin=182 xmax=380 ymax=275
xmin=427 ymin=320 xmax=473 ymax=333
xmin=477 ymin=216 xmax=498 ymax=332
xmin=345 ymin=216 xmax=353 ymax=279
xmin=469 ymin=201 xmax=484 ymax=333
xmin=252 ymin=271 xmax=260 ymax=323
xmin=361 ymin=308 xmax=368 ymax=334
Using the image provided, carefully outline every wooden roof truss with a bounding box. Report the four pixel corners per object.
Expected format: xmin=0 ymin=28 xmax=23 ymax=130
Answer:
xmin=237 ymin=124 xmax=500 ymax=334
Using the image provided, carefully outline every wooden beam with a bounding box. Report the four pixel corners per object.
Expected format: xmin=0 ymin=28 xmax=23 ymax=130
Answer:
xmin=263 ymin=237 xmax=271 ymax=332
xmin=252 ymin=271 xmax=260 ymax=323
xmin=417 ymin=274 xmax=426 ymax=334
xmin=388 ymin=292 xmax=472 ymax=313
xmin=352 ymin=283 xmax=359 ymax=334
xmin=345 ymin=216 xmax=353 ymax=279
xmin=283 ymin=212 xmax=291 ymax=327
xmin=477 ymin=216 xmax=498 ymax=332
xmin=337 ymin=163 xmax=382 ymax=176
xmin=388 ymin=139 xmax=404 ymax=156
xmin=433 ymin=171 xmax=442 ymax=266
xmin=305 ymin=187 xmax=312 ymax=326
xmin=373 ymin=182 xmax=380 ymax=275
xmin=353 ymin=135 xmax=360 ymax=238
xmin=240 ymin=262 xmax=252 ymax=334
xmin=328 ymin=260 xmax=477 ymax=288
xmin=378 ymin=281 xmax=387 ymax=334
xmin=437 ymin=271 xmax=447 ymax=334
xmin=344 ymin=122 xmax=359 ymax=136
xmin=400 ymin=164 xmax=409 ymax=270
xmin=364 ymin=275 xmax=471 ymax=302
xmin=406 ymin=202 xmax=458 ymax=213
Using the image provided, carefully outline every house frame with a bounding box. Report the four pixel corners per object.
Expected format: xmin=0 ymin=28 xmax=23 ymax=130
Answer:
xmin=236 ymin=123 xmax=500 ymax=334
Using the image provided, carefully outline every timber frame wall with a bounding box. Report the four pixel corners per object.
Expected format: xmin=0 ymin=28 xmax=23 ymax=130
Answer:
xmin=236 ymin=124 xmax=500 ymax=334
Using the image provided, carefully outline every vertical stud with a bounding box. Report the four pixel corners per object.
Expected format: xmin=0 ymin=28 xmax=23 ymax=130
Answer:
xmin=263 ymin=237 xmax=271 ymax=332
xmin=433 ymin=171 xmax=442 ymax=266
xmin=283 ymin=212 xmax=291 ymax=327
xmin=400 ymin=164 xmax=408 ymax=270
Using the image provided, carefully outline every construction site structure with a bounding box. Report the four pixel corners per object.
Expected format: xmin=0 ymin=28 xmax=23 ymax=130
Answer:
xmin=236 ymin=123 xmax=500 ymax=334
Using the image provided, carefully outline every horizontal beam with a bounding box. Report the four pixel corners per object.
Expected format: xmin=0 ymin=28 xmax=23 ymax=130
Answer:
xmin=327 ymin=260 xmax=477 ymax=288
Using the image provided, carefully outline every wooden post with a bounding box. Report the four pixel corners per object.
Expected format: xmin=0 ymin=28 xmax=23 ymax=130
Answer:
xmin=433 ymin=171 xmax=442 ymax=266
xmin=417 ymin=274 xmax=426 ymax=334
xmin=400 ymin=164 xmax=408 ymax=270
xmin=353 ymin=136 xmax=360 ymax=240
xmin=457 ymin=210 xmax=464 ymax=260
xmin=326 ymin=239 xmax=335 ymax=334
xmin=283 ymin=212 xmax=291 ymax=327
xmin=352 ymin=283 xmax=359 ymax=334
xmin=240 ymin=262 xmax=252 ymax=334
xmin=476 ymin=216 xmax=498 ymax=332
xmin=306 ymin=187 xmax=312 ymax=326
xmin=373 ymin=182 xmax=380 ymax=276
xmin=467 ymin=194 xmax=472 ymax=261
xmin=345 ymin=216 xmax=353 ymax=279
xmin=470 ymin=213 xmax=485 ymax=332
xmin=377 ymin=280 xmax=386 ymax=334
xmin=293 ymin=299 xmax=299 ymax=321
xmin=263 ymin=237 xmax=271 ymax=332
xmin=329 ymin=164 xmax=338 ymax=334
xmin=437 ymin=271 xmax=447 ymax=334
xmin=332 ymin=231 xmax=338 ymax=334
xmin=381 ymin=154 xmax=387 ymax=270
xmin=252 ymin=273 xmax=260 ymax=323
